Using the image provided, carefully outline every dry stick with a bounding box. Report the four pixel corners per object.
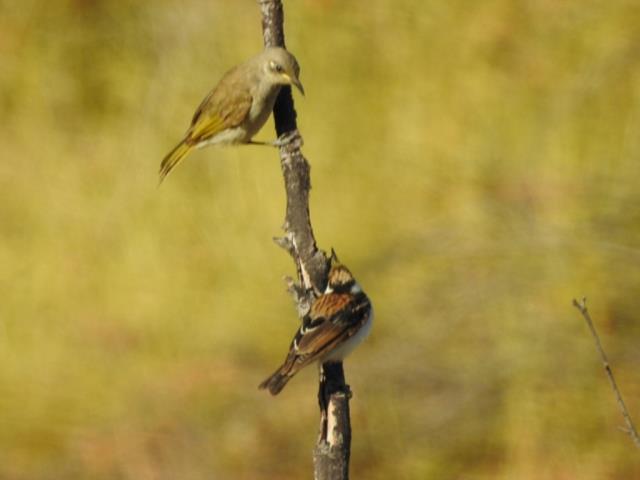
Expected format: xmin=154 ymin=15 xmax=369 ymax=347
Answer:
xmin=259 ymin=0 xmax=327 ymax=294
xmin=258 ymin=1 xmax=353 ymax=478
xmin=572 ymin=298 xmax=640 ymax=449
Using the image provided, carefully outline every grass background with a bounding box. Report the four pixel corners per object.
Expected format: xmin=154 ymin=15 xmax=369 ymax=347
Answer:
xmin=1 ymin=0 xmax=639 ymax=478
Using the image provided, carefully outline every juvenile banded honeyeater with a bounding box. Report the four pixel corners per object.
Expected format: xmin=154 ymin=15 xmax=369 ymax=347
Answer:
xmin=259 ymin=253 xmax=373 ymax=395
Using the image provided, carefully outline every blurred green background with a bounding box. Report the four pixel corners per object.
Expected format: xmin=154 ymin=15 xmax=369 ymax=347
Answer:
xmin=1 ymin=0 xmax=640 ymax=478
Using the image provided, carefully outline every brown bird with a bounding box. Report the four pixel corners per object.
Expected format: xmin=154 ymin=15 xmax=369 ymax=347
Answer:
xmin=159 ymin=47 xmax=304 ymax=182
xmin=259 ymin=255 xmax=373 ymax=395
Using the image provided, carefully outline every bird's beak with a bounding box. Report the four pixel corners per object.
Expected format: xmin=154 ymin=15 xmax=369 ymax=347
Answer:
xmin=284 ymin=74 xmax=305 ymax=96
xmin=293 ymin=78 xmax=305 ymax=96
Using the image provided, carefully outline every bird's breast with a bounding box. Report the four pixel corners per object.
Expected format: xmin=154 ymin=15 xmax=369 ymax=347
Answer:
xmin=243 ymin=84 xmax=282 ymax=137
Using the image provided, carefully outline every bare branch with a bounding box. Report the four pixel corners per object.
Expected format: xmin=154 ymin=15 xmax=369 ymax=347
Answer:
xmin=314 ymin=363 xmax=351 ymax=480
xmin=258 ymin=1 xmax=328 ymax=294
xmin=258 ymin=1 xmax=351 ymax=478
xmin=573 ymin=297 xmax=640 ymax=449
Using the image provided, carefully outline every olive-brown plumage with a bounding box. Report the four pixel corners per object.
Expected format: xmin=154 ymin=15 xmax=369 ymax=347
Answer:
xmin=159 ymin=47 xmax=303 ymax=182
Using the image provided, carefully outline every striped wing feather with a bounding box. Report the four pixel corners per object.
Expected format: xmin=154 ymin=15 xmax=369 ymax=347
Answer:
xmin=259 ymin=291 xmax=370 ymax=395
xmin=289 ymin=293 xmax=369 ymax=367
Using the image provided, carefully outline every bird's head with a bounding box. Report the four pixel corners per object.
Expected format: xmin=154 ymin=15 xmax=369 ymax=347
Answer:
xmin=263 ymin=47 xmax=304 ymax=96
xmin=326 ymin=249 xmax=361 ymax=294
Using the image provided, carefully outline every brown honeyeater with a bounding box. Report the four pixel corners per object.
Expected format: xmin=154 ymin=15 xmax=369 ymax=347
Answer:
xmin=159 ymin=47 xmax=304 ymax=182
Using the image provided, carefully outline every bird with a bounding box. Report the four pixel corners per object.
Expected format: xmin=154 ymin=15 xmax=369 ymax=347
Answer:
xmin=159 ymin=47 xmax=304 ymax=182
xmin=259 ymin=254 xmax=373 ymax=395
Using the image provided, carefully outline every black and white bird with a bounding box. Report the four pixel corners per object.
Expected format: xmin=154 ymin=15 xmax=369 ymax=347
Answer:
xmin=259 ymin=254 xmax=373 ymax=395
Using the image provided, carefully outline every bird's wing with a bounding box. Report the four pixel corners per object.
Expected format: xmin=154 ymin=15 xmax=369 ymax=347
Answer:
xmin=291 ymin=293 xmax=369 ymax=364
xmin=187 ymin=68 xmax=253 ymax=143
xmin=309 ymin=293 xmax=354 ymax=323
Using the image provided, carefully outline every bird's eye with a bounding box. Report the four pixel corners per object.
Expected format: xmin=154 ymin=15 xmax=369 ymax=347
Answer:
xmin=271 ymin=61 xmax=285 ymax=73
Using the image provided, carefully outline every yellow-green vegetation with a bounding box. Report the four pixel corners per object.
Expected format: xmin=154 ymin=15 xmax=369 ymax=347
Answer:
xmin=1 ymin=0 xmax=639 ymax=478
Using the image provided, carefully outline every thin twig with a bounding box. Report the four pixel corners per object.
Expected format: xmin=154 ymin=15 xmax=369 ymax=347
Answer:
xmin=573 ymin=297 xmax=640 ymax=449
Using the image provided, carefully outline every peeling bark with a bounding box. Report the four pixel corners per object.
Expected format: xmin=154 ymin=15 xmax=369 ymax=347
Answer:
xmin=258 ymin=1 xmax=352 ymax=478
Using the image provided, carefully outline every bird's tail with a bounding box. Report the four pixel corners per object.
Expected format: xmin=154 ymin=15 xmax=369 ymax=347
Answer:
xmin=259 ymin=365 xmax=294 ymax=395
xmin=159 ymin=138 xmax=193 ymax=183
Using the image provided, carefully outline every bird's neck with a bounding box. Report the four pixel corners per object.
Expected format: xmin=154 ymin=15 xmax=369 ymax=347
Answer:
xmin=255 ymin=76 xmax=282 ymax=99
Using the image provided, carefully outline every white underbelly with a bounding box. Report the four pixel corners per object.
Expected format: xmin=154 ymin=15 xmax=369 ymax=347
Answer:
xmin=322 ymin=308 xmax=373 ymax=362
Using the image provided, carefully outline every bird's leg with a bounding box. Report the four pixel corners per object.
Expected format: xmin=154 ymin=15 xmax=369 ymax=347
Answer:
xmin=247 ymin=130 xmax=303 ymax=149
xmin=246 ymin=140 xmax=273 ymax=147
